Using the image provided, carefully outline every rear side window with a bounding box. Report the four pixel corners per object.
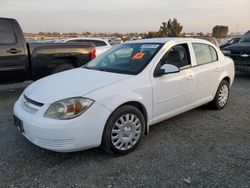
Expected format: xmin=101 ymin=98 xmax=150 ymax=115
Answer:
xmin=0 ymin=22 xmax=16 ymax=44
xmin=192 ymin=43 xmax=218 ymax=65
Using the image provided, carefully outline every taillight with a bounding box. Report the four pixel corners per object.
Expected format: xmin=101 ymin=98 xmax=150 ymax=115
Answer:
xmin=91 ymin=48 xmax=96 ymax=60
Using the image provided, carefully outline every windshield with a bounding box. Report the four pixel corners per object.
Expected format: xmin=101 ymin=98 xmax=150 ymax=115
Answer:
xmin=84 ymin=43 xmax=163 ymax=75
xmin=239 ymin=31 xmax=250 ymax=42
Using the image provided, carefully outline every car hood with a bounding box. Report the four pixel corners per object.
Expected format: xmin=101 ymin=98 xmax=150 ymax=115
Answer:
xmin=24 ymin=68 xmax=131 ymax=104
xmin=225 ymin=42 xmax=250 ymax=51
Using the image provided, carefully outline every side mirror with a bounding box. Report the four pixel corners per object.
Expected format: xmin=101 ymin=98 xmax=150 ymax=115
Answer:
xmin=154 ymin=64 xmax=180 ymax=77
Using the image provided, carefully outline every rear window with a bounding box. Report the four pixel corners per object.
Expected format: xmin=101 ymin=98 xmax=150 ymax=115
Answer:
xmin=90 ymin=40 xmax=107 ymax=47
xmin=66 ymin=39 xmax=107 ymax=47
xmin=192 ymin=43 xmax=218 ymax=65
xmin=0 ymin=22 xmax=16 ymax=44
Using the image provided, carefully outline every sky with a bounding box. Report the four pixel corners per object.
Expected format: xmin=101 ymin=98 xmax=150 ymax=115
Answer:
xmin=0 ymin=0 xmax=250 ymax=34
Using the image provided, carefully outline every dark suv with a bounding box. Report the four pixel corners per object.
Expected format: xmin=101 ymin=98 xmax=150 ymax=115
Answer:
xmin=223 ymin=31 xmax=250 ymax=72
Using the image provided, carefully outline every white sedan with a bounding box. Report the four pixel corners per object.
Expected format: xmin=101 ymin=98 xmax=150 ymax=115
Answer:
xmin=64 ymin=38 xmax=112 ymax=57
xmin=13 ymin=38 xmax=235 ymax=154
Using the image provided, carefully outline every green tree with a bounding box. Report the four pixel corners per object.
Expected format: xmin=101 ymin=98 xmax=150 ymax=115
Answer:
xmin=159 ymin=22 xmax=168 ymax=36
xmin=146 ymin=18 xmax=183 ymax=38
xmin=159 ymin=18 xmax=183 ymax=37
xmin=212 ymin=25 xmax=229 ymax=38
xmin=197 ymin=32 xmax=204 ymax=36
xmin=145 ymin=31 xmax=161 ymax=38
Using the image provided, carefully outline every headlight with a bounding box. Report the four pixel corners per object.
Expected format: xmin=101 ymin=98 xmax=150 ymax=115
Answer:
xmin=44 ymin=97 xmax=94 ymax=120
xmin=222 ymin=50 xmax=231 ymax=55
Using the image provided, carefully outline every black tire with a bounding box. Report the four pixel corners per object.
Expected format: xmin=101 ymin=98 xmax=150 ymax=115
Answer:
xmin=210 ymin=80 xmax=230 ymax=110
xmin=52 ymin=63 xmax=75 ymax=74
xmin=102 ymin=105 xmax=145 ymax=155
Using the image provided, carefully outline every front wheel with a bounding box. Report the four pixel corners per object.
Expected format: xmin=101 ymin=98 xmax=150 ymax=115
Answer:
xmin=210 ymin=80 xmax=230 ymax=110
xmin=102 ymin=105 xmax=145 ymax=155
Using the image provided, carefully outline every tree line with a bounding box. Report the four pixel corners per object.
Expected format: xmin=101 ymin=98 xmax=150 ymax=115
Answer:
xmin=145 ymin=18 xmax=229 ymax=38
xmin=26 ymin=18 xmax=229 ymax=39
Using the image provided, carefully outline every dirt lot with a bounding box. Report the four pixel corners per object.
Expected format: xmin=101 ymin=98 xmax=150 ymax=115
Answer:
xmin=0 ymin=73 xmax=250 ymax=188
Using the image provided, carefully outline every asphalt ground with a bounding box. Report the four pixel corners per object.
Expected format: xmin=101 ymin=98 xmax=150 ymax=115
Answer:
xmin=0 ymin=72 xmax=250 ymax=188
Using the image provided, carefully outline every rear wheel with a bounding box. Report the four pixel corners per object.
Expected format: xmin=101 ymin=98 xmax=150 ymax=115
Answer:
xmin=210 ymin=80 xmax=230 ymax=110
xmin=102 ymin=105 xmax=145 ymax=155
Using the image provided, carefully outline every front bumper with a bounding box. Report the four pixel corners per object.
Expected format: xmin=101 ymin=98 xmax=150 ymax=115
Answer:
xmin=13 ymin=96 xmax=111 ymax=152
xmin=224 ymin=54 xmax=250 ymax=72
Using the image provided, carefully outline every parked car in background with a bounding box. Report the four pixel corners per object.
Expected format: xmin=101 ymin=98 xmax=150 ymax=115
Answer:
xmin=0 ymin=17 xmax=96 ymax=84
xmin=223 ymin=31 xmax=250 ymax=72
xmin=14 ymin=38 xmax=234 ymax=154
xmin=40 ymin=38 xmax=65 ymax=43
xmin=108 ymin=37 xmax=122 ymax=45
xmin=64 ymin=38 xmax=112 ymax=56
xmin=220 ymin=37 xmax=241 ymax=50
xmin=194 ymin=36 xmax=221 ymax=48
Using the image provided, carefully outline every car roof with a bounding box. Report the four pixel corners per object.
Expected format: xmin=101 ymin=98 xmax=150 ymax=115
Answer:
xmin=125 ymin=37 xmax=210 ymax=44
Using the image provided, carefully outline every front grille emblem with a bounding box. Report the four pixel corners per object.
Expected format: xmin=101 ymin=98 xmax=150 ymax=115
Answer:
xmin=24 ymin=100 xmax=29 ymax=106
xmin=241 ymin=54 xmax=249 ymax=58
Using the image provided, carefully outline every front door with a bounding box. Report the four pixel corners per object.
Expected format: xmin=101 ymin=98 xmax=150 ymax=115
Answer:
xmin=151 ymin=43 xmax=196 ymax=123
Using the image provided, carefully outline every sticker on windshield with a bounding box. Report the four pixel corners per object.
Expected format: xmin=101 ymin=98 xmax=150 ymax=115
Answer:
xmin=132 ymin=52 xmax=145 ymax=60
xmin=141 ymin=44 xmax=159 ymax=49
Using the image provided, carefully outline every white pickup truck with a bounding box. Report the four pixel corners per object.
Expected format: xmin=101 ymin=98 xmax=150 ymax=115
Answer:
xmin=64 ymin=38 xmax=112 ymax=57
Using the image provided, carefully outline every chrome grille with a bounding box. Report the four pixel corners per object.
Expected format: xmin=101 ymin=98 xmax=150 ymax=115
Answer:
xmin=22 ymin=95 xmax=44 ymax=114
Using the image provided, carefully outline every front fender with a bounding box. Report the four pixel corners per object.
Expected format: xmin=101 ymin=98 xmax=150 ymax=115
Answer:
xmin=98 ymin=92 xmax=153 ymax=126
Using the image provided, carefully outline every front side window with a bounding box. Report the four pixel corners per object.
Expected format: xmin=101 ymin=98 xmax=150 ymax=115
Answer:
xmin=0 ymin=22 xmax=16 ymax=44
xmin=84 ymin=43 xmax=163 ymax=75
xmin=192 ymin=43 xmax=218 ymax=65
xmin=159 ymin=43 xmax=191 ymax=69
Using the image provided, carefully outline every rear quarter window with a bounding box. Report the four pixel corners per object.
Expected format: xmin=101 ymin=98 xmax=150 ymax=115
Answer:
xmin=0 ymin=22 xmax=16 ymax=45
xmin=209 ymin=46 xmax=218 ymax=62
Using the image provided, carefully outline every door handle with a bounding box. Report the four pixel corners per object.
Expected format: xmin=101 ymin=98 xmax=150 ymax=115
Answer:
xmin=7 ymin=48 xmax=21 ymax=54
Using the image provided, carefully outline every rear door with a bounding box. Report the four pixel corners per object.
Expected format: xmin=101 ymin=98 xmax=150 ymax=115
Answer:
xmin=0 ymin=19 xmax=29 ymax=83
xmin=191 ymin=43 xmax=221 ymax=105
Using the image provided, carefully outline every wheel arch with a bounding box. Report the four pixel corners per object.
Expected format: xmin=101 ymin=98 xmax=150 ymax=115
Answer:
xmin=104 ymin=100 xmax=150 ymax=135
xmin=221 ymin=76 xmax=231 ymax=85
xmin=218 ymin=70 xmax=232 ymax=87
xmin=118 ymin=101 xmax=149 ymax=135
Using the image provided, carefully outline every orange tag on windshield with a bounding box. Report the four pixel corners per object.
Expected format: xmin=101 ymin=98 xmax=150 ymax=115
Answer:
xmin=132 ymin=53 xmax=145 ymax=60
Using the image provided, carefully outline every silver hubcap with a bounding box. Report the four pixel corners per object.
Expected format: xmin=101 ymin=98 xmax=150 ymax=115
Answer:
xmin=111 ymin=114 xmax=141 ymax=151
xmin=218 ymin=84 xmax=229 ymax=107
